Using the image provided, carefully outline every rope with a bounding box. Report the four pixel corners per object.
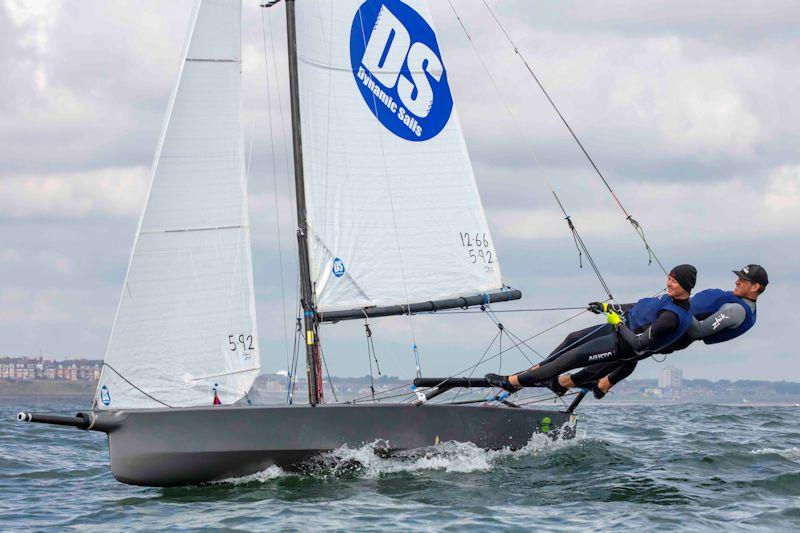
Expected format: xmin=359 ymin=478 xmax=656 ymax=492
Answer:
xmin=260 ymin=9 xmax=293 ymax=382
xmin=483 ymin=306 xmax=568 ymax=408
xmin=318 ymin=343 xmax=338 ymax=403
xmin=346 ymin=382 xmax=414 ymax=404
xmin=362 ymin=316 xmax=384 ymax=402
xmin=445 ymin=0 xmax=614 ymax=301
xmin=287 ymin=312 xmax=302 ymax=404
xmin=355 ymin=8 xmax=422 ymax=377
xmin=451 ymin=308 xmax=590 ymax=378
xmin=480 ymin=0 xmax=668 ymax=275
xmin=452 ymin=327 xmax=503 ymax=403
xmin=427 ymin=305 xmax=591 ymax=315
xmin=101 ymin=363 xmax=173 ymax=408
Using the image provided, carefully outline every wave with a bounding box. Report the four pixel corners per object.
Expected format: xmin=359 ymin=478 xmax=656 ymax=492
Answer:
xmin=751 ymin=447 xmax=800 ymax=461
xmin=216 ymin=433 xmax=579 ymax=485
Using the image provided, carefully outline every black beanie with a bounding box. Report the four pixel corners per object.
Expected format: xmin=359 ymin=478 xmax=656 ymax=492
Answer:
xmin=669 ymin=264 xmax=697 ymax=292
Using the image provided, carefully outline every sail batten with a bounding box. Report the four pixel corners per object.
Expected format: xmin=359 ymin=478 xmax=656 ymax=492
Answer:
xmin=296 ymin=0 xmax=511 ymax=314
xmin=96 ymin=0 xmax=259 ymax=410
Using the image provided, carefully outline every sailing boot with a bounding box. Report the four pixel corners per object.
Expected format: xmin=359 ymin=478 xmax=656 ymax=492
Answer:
xmin=542 ymin=376 xmax=568 ymax=396
xmin=484 ymin=373 xmax=520 ymax=393
xmin=590 ymin=382 xmax=606 ymax=399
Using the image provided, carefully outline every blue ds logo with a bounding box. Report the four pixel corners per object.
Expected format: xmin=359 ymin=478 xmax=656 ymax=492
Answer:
xmin=350 ymin=0 xmax=453 ymax=141
xmin=100 ymin=385 xmax=111 ymax=406
xmin=332 ymin=257 xmax=346 ymax=278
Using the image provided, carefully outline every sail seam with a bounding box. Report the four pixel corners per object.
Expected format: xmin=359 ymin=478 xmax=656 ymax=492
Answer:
xmin=187 ymin=366 xmax=260 ymax=381
xmin=186 ymin=58 xmax=239 ymax=63
xmin=139 ymin=225 xmax=247 ymax=234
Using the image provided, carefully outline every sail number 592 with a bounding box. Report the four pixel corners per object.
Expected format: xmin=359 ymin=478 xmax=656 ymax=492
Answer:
xmin=229 ymin=334 xmax=255 ymax=360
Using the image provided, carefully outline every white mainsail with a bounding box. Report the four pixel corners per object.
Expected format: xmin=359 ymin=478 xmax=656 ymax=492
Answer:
xmin=95 ymin=0 xmax=259 ymax=409
xmin=295 ymin=0 xmax=507 ymax=314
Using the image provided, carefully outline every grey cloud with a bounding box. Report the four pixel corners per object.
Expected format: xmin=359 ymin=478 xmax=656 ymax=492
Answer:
xmin=1 ymin=1 xmax=798 ymax=381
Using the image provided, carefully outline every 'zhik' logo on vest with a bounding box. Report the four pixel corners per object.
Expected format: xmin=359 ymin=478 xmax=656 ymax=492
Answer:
xmin=350 ymin=0 xmax=453 ymax=141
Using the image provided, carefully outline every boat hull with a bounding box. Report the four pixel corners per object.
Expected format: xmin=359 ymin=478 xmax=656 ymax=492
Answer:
xmin=91 ymin=403 xmax=574 ymax=486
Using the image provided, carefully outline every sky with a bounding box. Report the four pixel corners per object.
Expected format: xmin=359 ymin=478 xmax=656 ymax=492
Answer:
xmin=1 ymin=0 xmax=798 ymax=382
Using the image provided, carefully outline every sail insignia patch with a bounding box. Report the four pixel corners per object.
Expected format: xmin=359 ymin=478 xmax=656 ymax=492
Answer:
xmin=100 ymin=384 xmax=111 ymax=406
xmin=332 ymin=257 xmax=346 ymax=278
xmin=350 ymin=0 xmax=453 ymax=141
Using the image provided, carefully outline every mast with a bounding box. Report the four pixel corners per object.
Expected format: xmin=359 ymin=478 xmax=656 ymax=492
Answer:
xmin=285 ymin=0 xmax=323 ymax=406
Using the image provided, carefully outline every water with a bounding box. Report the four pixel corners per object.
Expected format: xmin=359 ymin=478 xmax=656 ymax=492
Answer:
xmin=2 ymin=398 xmax=800 ymax=531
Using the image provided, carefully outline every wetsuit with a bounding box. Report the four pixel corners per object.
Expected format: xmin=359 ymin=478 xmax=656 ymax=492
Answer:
xmin=576 ymin=294 xmax=756 ymax=386
xmin=514 ymin=297 xmax=691 ymax=387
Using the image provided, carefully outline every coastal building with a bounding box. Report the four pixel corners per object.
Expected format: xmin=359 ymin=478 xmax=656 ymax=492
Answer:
xmin=0 ymin=357 xmax=101 ymax=381
xmin=659 ymin=365 xmax=683 ymax=389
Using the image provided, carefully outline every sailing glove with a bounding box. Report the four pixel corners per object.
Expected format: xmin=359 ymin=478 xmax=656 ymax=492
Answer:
xmin=588 ymin=302 xmax=608 ymax=314
xmin=606 ymin=311 xmax=623 ymax=326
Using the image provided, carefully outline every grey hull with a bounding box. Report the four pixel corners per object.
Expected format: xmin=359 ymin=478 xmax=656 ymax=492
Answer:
xmin=87 ymin=403 xmax=574 ymax=487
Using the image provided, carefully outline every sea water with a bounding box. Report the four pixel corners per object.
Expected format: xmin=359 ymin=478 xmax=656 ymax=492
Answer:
xmin=1 ymin=397 xmax=799 ymax=531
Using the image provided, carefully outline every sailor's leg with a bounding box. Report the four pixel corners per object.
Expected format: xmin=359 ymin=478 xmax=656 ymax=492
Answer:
xmin=601 ymin=361 xmax=637 ymax=391
xmin=570 ymin=362 xmax=620 ymax=387
xmin=541 ymin=324 xmax=615 ymax=364
xmin=511 ymin=333 xmax=619 ymax=387
xmin=565 ymin=361 xmax=637 ymax=399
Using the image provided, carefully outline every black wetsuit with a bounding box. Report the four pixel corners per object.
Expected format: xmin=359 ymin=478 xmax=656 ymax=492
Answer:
xmin=515 ymin=298 xmax=691 ymax=387
xmin=572 ymin=296 xmax=755 ymax=388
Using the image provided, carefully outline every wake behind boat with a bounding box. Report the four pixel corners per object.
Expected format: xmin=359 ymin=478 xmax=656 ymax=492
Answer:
xmin=17 ymin=0 xmax=580 ymax=486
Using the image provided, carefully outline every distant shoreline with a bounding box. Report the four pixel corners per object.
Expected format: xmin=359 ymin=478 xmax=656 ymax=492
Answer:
xmin=0 ymin=380 xmax=96 ymax=397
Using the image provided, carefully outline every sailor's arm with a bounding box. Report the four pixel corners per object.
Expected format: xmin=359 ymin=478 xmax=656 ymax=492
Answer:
xmin=688 ymin=302 xmax=746 ymax=340
xmin=618 ymin=310 xmax=679 ymax=353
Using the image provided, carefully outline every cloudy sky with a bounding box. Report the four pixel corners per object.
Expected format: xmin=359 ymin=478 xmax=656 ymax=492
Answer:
xmin=1 ymin=0 xmax=798 ymax=383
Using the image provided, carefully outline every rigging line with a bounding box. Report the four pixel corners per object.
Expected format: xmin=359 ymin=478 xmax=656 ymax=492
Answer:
xmin=345 ymin=382 xmax=414 ymax=404
xmin=452 ymin=308 xmax=590 ymax=377
xmin=452 ymin=326 xmax=503 ymax=403
xmin=288 ymin=313 xmax=301 ymax=404
xmin=101 ymin=362 xmax=173 ymax=408
xmin=516 ymin=390 xmax=578 ymax=406
xmin=265 ymin=4 xmax=300 ymax=314
xmin=484 ymin=307 xmax=538 ymax=365
xmin=480 ymin=0 xmax=668 ymax=275
xmin=347 ymin=388 xmax=417 ymax=404
xmin=318 ymin=343 xmax=339 ymax=403
xmin=363 ymin=318 xmax=376 ymax=401
xmin=424 ymin=305 xmax=592 ymax=314
xmin=261 ymin=9 xmax=292 ymax=376
xmin=482 ymin=305 xmax=571 ymax=407
xmin=493 ymin=318 xmax=569 ymax=408
xmin=245 ymin=119 xmax=256 ymax=184
xmin=446 ymin=0 xmax=615 ymax=301
xmin=355 ymin=9 xmax=420 ymax=368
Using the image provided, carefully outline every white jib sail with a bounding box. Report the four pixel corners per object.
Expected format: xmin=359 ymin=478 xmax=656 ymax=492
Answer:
xmin=296 ymin=0 xmax=506 ymax=313
xmin=95 ymin=0 xmax=259 ymax=409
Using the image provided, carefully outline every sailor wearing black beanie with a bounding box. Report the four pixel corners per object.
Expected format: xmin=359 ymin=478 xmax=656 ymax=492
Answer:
xmin=669 ymin=264 xmax=697 ymax=293
xmin=486 ymin=264 xmax=697 ymax=397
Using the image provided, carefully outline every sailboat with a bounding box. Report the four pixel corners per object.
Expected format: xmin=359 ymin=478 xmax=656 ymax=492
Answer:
xmin=17 ymin=0 xmax=580 ymax=487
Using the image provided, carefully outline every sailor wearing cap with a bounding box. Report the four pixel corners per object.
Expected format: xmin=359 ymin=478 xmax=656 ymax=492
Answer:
xmin=485 ymin=265 xmax=697 ymax=396
xmin=556 ymin=264 xmax=768 ymax=399
xmin=686 ymin=264 xmax=767 ymax=344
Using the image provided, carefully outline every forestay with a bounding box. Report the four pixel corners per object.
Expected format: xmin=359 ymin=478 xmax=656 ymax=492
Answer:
xmin=96 ymin=0 xmax=259 ymax=409
xmin=295 ymin=0 xmax=508 ymax=314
